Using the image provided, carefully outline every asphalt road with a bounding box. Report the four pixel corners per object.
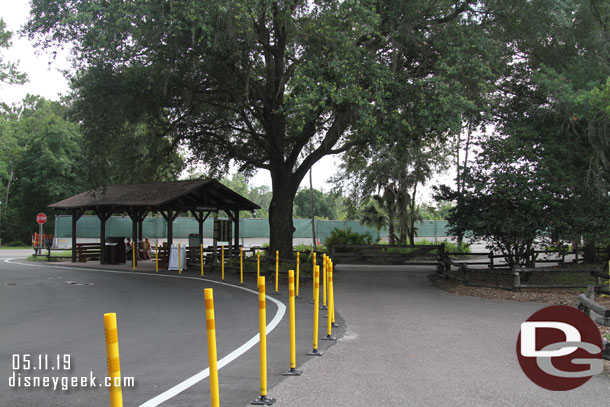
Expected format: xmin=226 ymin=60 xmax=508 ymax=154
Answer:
xmin=268 ymin=265 xmax=610 ymax=407
xmin=4 ymin=251 xmax=609 ymax=407
xmin=0 ymin=252 xmax=340 ymax=406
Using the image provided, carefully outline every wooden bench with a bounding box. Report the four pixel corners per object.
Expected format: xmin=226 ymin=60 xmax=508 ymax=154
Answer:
xmin=75 ymin=243 xmax=101 ymax=262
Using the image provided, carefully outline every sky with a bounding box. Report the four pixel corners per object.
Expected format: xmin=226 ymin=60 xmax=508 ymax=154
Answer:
xmin=0 ymin=2 xmax=451 ymax=201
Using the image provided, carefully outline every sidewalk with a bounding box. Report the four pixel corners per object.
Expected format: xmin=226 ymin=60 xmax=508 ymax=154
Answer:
xmin=265 ymin=265 xmax=610 ymax=407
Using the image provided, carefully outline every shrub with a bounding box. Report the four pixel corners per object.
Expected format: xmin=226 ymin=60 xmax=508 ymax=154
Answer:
xmin=324 ymin=227 xmax=373 ymax=251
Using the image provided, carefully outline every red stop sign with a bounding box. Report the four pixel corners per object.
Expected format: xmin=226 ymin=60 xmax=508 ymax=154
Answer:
xmin=36 ymin=213 xmax=47 ymax=224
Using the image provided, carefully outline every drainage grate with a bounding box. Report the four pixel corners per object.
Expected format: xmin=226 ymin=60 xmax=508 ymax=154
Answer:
xmin=4 ymin=283 xmax=16 ymax=286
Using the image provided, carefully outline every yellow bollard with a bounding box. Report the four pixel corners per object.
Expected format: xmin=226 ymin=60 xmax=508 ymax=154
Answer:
xmin=178 ymin=243 xmax=182 ymax=275
xmin=257 ymin=249 xmax=260 ymax=280
xmin=306 ymin=265 xmax=323 ymax=356
xmin=283 ymin=270 xmax=303 ymax=376
xmin=331 ymin=260 xmax=337 ymax=327
xmin=204 ymin=289 xmax=220 ymax=407
xmin=132 ymin=240 xmax=136 ymax=272
xmin=321 ymin=254 xmax=327 ymax=310
xmin=252 ymin=277 xmax=276 ymax=405
xmin=104 ymin=313 xmax=123 ymax=407
xmin=200 ymin=244 xmax=204 ymax=277
xmin=155 ymin=241 xmax=158 ymax=273
xmin=274 ymin=250 xmax=280 ymax=295
xmin=240 ymin=247 xmax=244 ymax=285
xmin=310 ymin=252 xmax=317 ymax=304
xmin=296 ymin=252 xmax=301 ymax=299
xmin=323 ymin=265 xmax=336 ymax=341
xmin=221 ymin=245 xmax=225 ymax=281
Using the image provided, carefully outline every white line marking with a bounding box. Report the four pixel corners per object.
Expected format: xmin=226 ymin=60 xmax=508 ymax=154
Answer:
xmin=4 ymin=258 xmax=287 ymax=406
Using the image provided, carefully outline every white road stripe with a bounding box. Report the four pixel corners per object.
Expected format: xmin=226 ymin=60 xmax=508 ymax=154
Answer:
xmin=4 ymin=258 xmax=287 ymax=406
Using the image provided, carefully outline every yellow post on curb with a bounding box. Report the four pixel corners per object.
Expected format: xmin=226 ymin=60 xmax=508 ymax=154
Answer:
xmin=104 ymin=313 xmax=123 ymax=407
xmin=155 ymin=241 xmax=158 ymax=273
xmin=274 ymin=250 xmax=280 ymax=295
xmin=321 ymin=254 xmax=327 ymax=310
xmin=204 ymin=289 xmax=220 ymax=407
xmin=307 ymin=265 xmax=323 ymax=356
xmin=132 ymin=241 xmax=136 ymax=272
xmin=283 ymin=270 xmax=303 ymax=376
xmin=200 ymin=244 xmax=204 ymax=277
xmin=331 ymin=260 xmax=337 ymax=326
xmin=310 ymin=252 xmax=317 ymax=303
xmin=296 ymin=252 xmax=300 ymax=299
xmin=240 ymin=247 xmax=244 ymax=285
xmin=221 ymin=245 xmax=225 ymax=281
xmin=251 ymin=277 xmax=276 ymax=405
xmin=178 ymin=243 xmax=182 ymax=275
xmin=257 ymin=249 xmax=260 ymax=280
xmin=323 ymin=265 xmax=336 ymax=341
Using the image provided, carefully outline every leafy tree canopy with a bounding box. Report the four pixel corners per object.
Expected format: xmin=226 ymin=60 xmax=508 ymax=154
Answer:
xmin=1 ymin=97 xmax=87 ymax=244
xmin=25 ymin=0 xmax=486 ymax=256
xmin=0 ymin=18 xmax=27 ymax=87
xmin=293 ymin=188 xmax=341 ymax=220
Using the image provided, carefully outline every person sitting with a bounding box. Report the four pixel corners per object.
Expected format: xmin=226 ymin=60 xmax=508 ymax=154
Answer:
xmin=125 ymin=238 xmax=133 ymax=258
xmin=140 ymin=238 xmax=152 ymax=260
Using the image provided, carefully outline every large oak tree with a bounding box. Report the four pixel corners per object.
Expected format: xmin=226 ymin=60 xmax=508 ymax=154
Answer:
xmin=26 ymin=0 xmax=478 ymax=256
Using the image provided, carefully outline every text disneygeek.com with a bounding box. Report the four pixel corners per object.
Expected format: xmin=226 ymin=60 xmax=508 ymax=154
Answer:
xmin=9 ymin=354 xmax=135 ymax=391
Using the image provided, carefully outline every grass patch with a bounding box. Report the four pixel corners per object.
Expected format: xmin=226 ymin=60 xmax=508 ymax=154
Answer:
xmin=0 ymin=246 xmax=32 ymax=250
xmin=27 ymin=251 xmax=72 ymax=262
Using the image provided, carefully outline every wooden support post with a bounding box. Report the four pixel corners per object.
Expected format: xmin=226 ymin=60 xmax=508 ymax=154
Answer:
xmin=167 ymin=209 xmax=173 ymax=247
xmin=71 ymin=209 xmax=83 ymax=263
xmin=138 ymin=219 xmax=143 ymax=243
xmin=131 ymin=208 xmax=138 ymax=267
xmin=234 ymin=209 xmax=240 ymax=253
xmin=95 ymin=208 xmax=112 ymax=265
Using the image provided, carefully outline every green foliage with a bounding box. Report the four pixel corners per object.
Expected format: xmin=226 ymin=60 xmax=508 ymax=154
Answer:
xmin=0 ymin=19 xmax=27 ymax=86
xmin=293 ymin=243 xmax=326 ymax=254
xmin=0 ymin=97 xmax=87 ymax=244
xmin=419 ymin=203 xmax=454 ymax=221
xmin=430 ymin=0 xmax=610 ymax=266
xmin=293 ymin=188 xmax=341 ymax=220
xmin=417 ymin=239 xmax=470 ymax=254
xmin=217 ymin=174 xmax=272 ymax=218
xmin=324 ymin=227 xmax=373 ymax=250
xmin=24 ymin=0 xmax=487 ymax=257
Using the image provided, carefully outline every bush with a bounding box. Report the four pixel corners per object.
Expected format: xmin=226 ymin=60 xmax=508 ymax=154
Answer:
xmin=416 ymin=239 xmax=470 ymax=254
xmin=324 ymin=227 xmax=373 ymax=250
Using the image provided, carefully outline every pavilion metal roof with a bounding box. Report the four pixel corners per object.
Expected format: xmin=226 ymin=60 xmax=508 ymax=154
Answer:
xmin=48 ymin=179 xmax=260 ymax=212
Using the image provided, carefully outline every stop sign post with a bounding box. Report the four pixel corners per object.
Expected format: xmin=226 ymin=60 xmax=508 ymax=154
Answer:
xmin=36 ymin=213 xmax=47 ymax=250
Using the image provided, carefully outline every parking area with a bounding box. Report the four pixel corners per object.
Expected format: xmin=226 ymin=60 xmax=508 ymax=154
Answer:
xmin=2 ymin=255 xmax=609 ymax=407
xmin=0 ymin=255 xmax=340 ymax=406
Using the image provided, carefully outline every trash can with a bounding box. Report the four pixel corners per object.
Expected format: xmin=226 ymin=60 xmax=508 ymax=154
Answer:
xmin=189 ymin=234 xmax=202 ymax=247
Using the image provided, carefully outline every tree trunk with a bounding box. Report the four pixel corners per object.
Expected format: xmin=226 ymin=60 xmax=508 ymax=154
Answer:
xmin=309 ymin=168 xmax=317 ymax=249
xmin=408 ymin=182 xmax=418 ymax=245
xmin=583 ymin=240 xmax=597 ymax=264
xmin=388 ymin=216 xmax=395 ymax=245
xmin=269 ymin=169 xmax=299 ymax=260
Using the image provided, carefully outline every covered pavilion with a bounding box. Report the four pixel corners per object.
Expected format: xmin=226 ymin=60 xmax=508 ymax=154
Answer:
xmin=48 ymin=179 xmax=260 ymax=264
